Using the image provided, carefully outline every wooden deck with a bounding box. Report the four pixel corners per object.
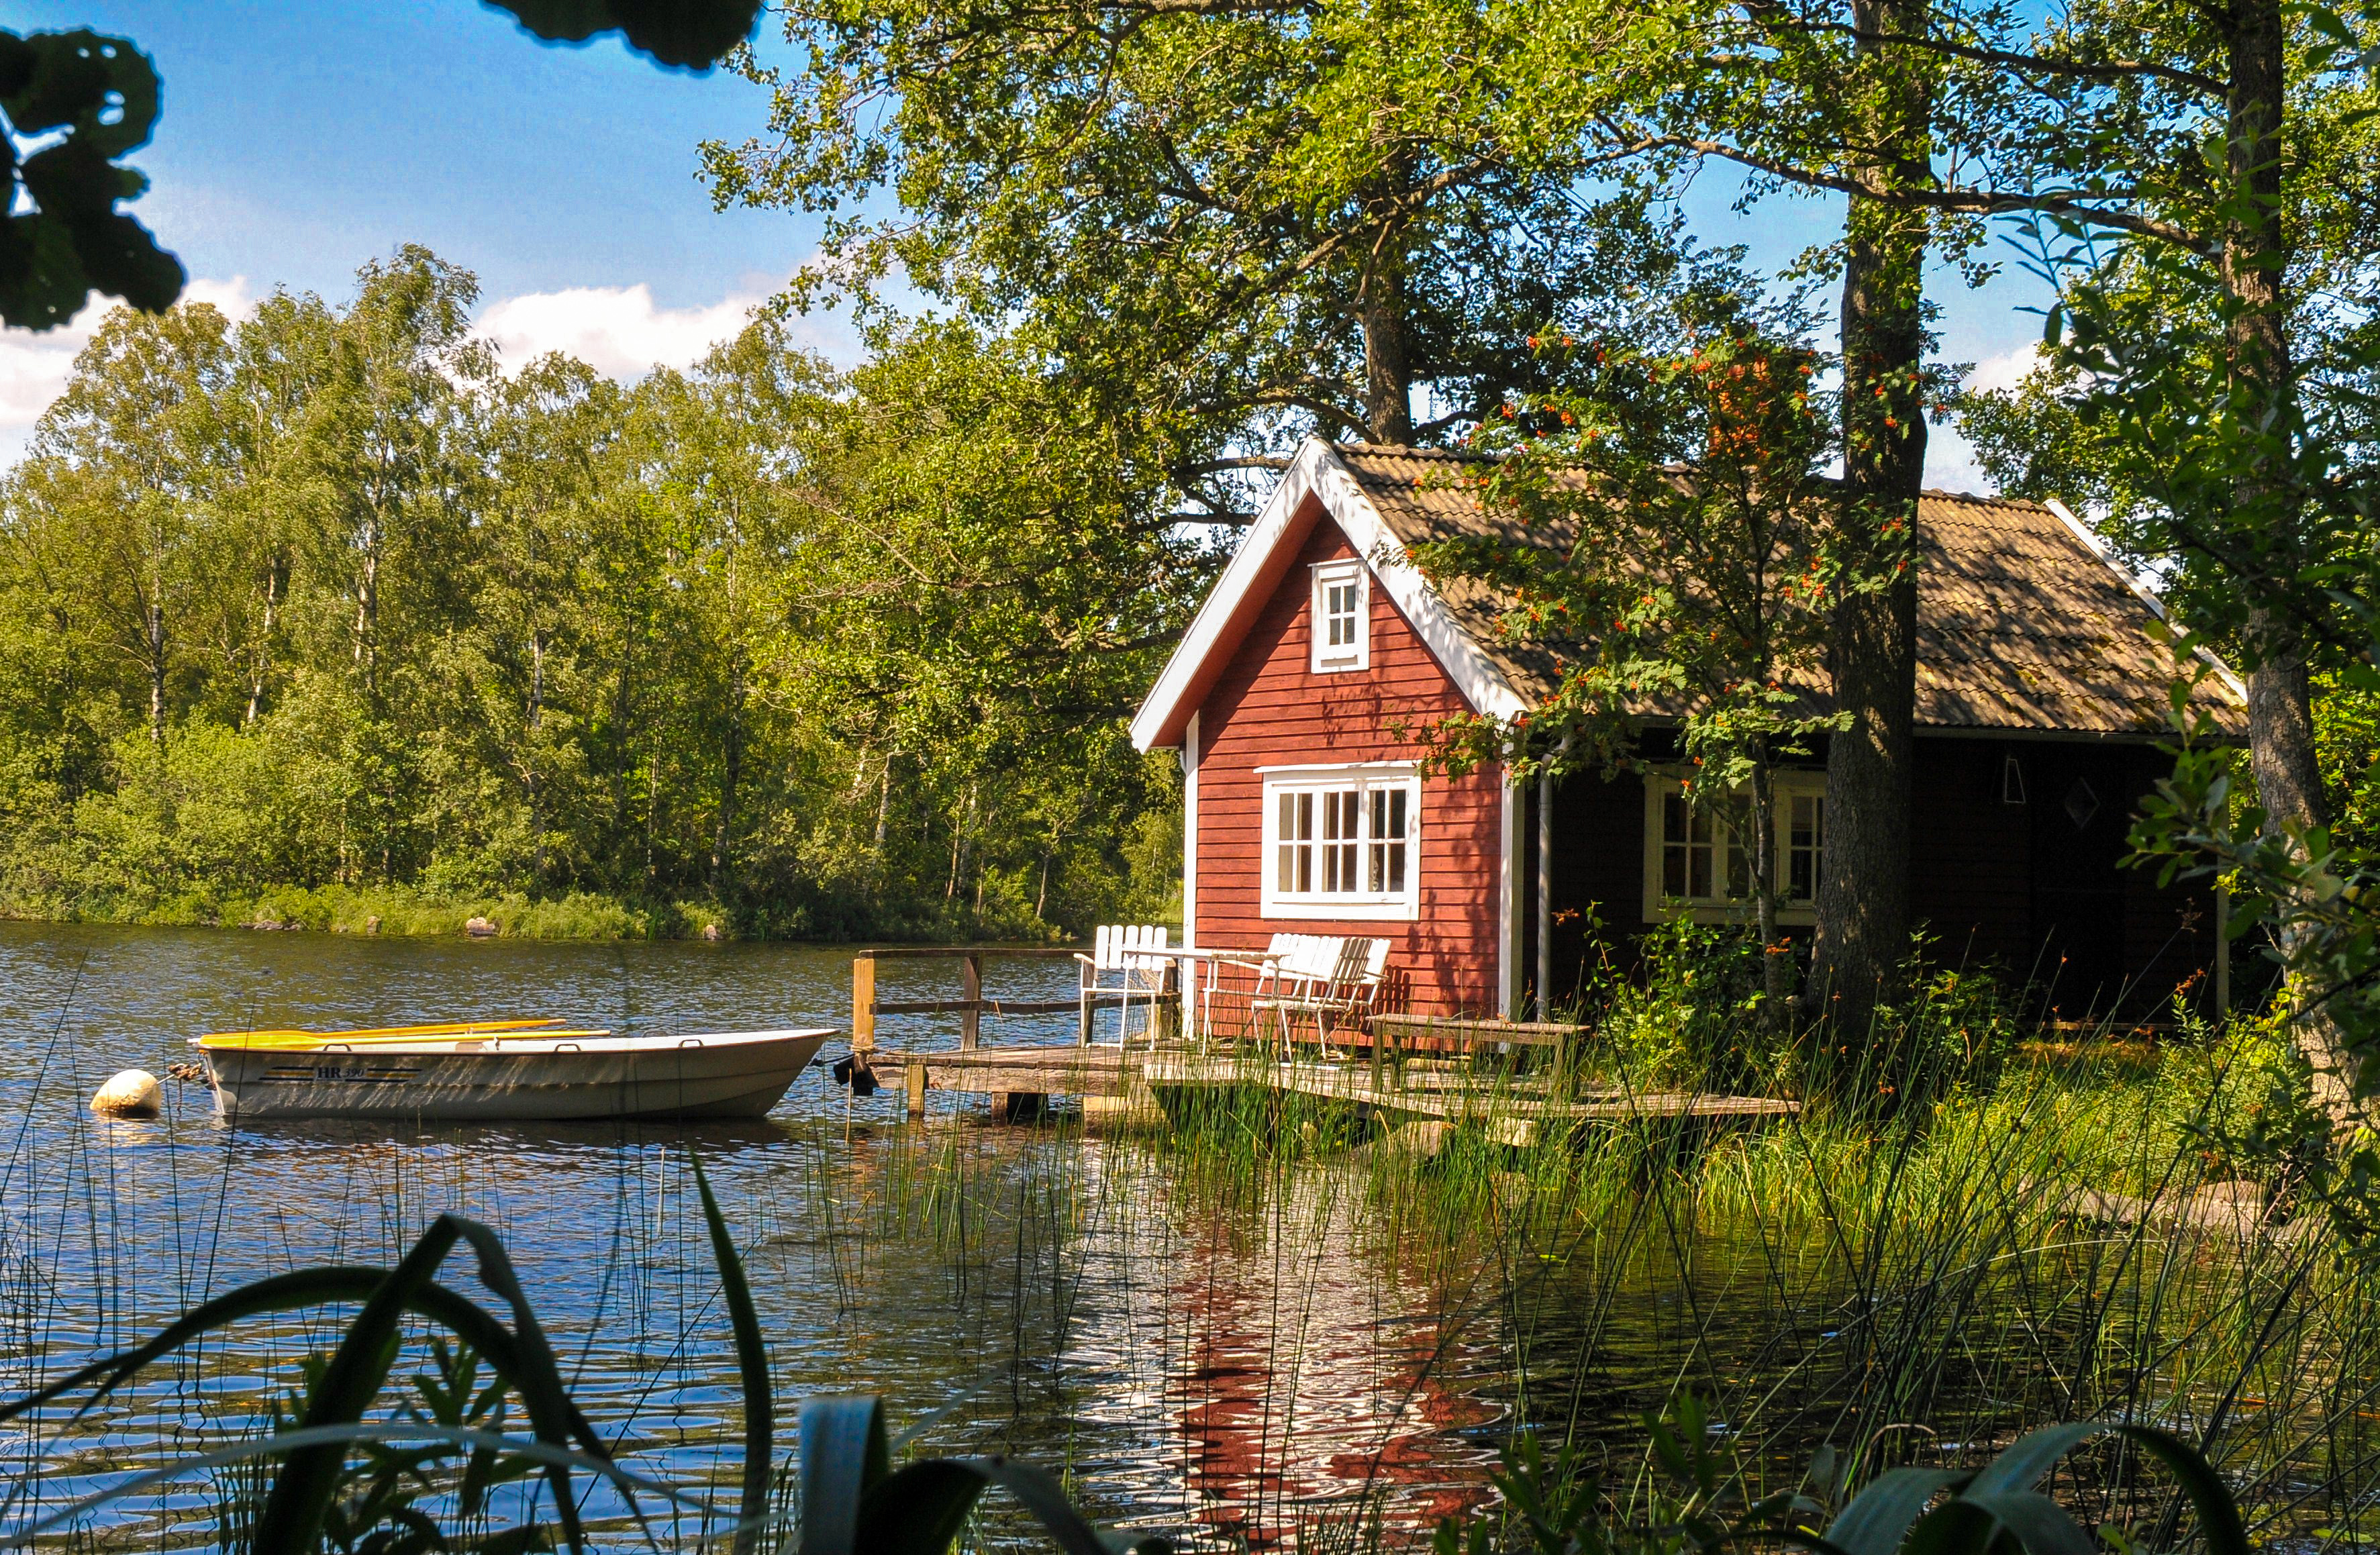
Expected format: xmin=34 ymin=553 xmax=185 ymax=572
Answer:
xmin=863 ymin=1041 xmax=1794 ymax=1144
xmin=873 ymin=1044 xmax=1145 ymax=1113
xmin=1141 ymin=1052 xmax=1795 ymax=1144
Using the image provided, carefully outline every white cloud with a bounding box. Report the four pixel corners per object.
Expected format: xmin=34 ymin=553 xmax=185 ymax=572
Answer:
xmin=1922 ymin=343 xmax=2057 ymax=496
xmin=0 ymin=277 xmax=254 ymax=464
xmin=1965 ymin=342 xmax=2043 ymax=398
xmin=473 ymin=283 xmax=770 ymax=380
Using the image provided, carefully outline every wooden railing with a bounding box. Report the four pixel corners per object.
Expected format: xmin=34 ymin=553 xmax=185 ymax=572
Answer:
xmin=850 ymin=948 xmax=1089 ymax=1054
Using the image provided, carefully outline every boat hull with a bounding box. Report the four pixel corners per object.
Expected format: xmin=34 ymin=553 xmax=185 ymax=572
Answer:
xmin=200 ymin=1029 xmax=834 ymax=1121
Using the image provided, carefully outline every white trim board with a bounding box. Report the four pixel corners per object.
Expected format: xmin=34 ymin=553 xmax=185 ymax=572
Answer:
xmin=2041 ymin=497 xmax=2248 ymax=705
xmin=1129 ymin=438 xmax=1530 ymax=751
xmin=1181 ymin=710 xmax=1199 ymax=943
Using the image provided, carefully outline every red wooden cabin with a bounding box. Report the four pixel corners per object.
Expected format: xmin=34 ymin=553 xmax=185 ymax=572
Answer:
xmin=1130 ymin=439 xmax=2247 ymax=1024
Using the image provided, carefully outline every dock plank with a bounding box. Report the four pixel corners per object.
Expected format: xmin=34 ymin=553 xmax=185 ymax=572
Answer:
xmin=852 ymin=1040 xmax=1796 ymax=1134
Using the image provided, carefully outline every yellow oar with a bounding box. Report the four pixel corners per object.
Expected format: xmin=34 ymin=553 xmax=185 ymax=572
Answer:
xmin=198 ymin=1017 xmax=581 ymax=1051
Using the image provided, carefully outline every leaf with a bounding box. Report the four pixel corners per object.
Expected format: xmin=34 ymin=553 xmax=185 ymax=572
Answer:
xmin=1824 ymin=1468 xmax=1969 ymax=1555
xmin=484 ymin=0 xmax=762 ymax=68
xmin=799 ymin=1397 xmax=891 ymax=1555
xmin=1956 ymin=1491 xmax=2097 ymax=1555
xmin=1964 ymin=1422 xmax=2107 ymax=1497
xmin=855 ymin=1459 xmax=990 ymax=1555
xmin=692 ymin=1151 xmax=775 ymax=1555
xmin=249 ymin=1217 xmax=610 ymax=1555
xmin=974 ymin=1458 xmax=1171 ymax=1555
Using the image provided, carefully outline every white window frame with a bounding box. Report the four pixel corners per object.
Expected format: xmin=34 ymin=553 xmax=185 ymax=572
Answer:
xmin=1640 ymin=771 xmax=1825 ymax=925
xmin=1259 ymin=761 xmax=1420 ymax=921
xmin=1309 ymin=560 xmax=1369 ymax=672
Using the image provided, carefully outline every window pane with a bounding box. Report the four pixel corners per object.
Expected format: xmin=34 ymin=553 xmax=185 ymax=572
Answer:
xmin=1389 ymin=787 xmax=1406 ymax=838
xmin=1295 ymin=791 xmax=1311 ymax=842
xmin=1278 ymin=844 xmax=1295 ymax=895
xmin=1297 ymin=840 xmax=1311 ymax=893
xmin=1726 ymin=835 xmax=1748 ymax=899
xmin=1388 ymin=841 xmax=1406 ymax=895
xmin=1688 ymin=840 xmax=1710 ymax=900
xmin=1663 ymin=793 xmax=1687 ymax=844
xmin=1664 ymin=844 xmax=1685 ymax=897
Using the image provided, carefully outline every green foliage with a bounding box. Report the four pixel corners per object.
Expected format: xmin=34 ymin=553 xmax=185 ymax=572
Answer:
xmin=701 ymin=0 xmax=1735 ymax=490
xmin=2314 ymin=668 xmax=2380 ymax=855
xmin=1434 ymin=1397 xmax=2250 ymax=1555
xmin=487 ymin=1 xmax=761 ymax=69
xmin=1587 ymin=919 xmax=1783 ymax=1093
xmin=0 ymin=255 xmax=1191 ymax=941
xmin=268 ymin=1342 xmax=554 ymax=1555
xmin=0 ymin=28 xmax=183 ymax=330
xmin=1580 ymin=921 xmax=2024 ymax=1102
xmin=1405 ymin=319 xmax=1842 ymax=1023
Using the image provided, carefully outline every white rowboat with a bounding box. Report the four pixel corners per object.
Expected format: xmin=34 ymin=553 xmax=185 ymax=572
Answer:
xmin=193 ymin=1022 xmax=835 ymax=1121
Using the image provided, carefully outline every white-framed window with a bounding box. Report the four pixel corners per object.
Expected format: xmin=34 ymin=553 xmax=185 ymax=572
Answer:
xmin=1309 ymin=560 xmax=1369 ymax=672
xmin=1640 ymin=772 xmax=1825 ymax=924
xmin=1260 ymin=762 xmax=1419 ymax=920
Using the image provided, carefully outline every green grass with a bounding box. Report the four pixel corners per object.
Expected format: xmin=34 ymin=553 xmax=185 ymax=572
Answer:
xmin=1 ymin=881 xmax=736 ymax=939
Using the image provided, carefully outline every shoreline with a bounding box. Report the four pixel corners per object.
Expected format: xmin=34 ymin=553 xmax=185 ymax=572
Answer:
xmin=0 ymin=887 xmax=1076 ymax=947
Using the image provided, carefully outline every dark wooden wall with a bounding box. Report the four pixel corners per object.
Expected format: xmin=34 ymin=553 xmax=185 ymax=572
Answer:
xmin=1530 ymin=736 xmax=2222 ymax=1023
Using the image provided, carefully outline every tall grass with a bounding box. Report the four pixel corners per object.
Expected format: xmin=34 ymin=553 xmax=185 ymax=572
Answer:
xmin=1126 ymin=937 xmax=2376 ymax=1550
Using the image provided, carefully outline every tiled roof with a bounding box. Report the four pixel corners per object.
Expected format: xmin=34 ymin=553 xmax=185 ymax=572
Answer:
xmin=1334 ymin=444 xmax=2246 ymax=739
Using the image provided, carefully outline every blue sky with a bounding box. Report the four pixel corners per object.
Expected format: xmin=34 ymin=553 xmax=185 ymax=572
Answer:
xmin=3 ymin=1 xmax=2054 ymax=485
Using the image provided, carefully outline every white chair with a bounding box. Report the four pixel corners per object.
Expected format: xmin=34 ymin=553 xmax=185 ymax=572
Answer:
xmin=1076 ymin=924 xmax=1171 ymax=1047
xmin=1198 ymin=932 xmax=1297 ymax=1047
xmin=1255 ymin=936 xmax=1389 ymax=1056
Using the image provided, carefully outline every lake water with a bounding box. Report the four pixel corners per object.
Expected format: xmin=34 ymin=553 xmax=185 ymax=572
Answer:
xmin=1 ymin=923 xmax=1748 ymax=1553
xmin=5 ymin=923 xmax=2348 ymax=1554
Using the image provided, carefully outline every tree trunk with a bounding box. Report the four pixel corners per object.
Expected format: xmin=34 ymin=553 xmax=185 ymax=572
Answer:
xmin=710 ymin=657 xmax=746 ymax=891
xmin=528 ymin=626 xmax=546 ymax=881
xmin=354 ymin=513 xmax=381 ymax=699
xmin=146 ymin=595 xmax=166 ymax=749
xmin=1751 ymin=747 xmax=1789 ymax=1032
xmin=245 ymin=560 xmax=280 ymax=728
xmin=1360 ymin=242 xmax=1414 ymax=446
xmin=2219 ymin=0 xmax=2360 ymax=1125
xmin=1810 ymin=0 xmax=1931 ymax=1044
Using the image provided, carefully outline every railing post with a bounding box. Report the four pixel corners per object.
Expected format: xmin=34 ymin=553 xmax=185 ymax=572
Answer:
xmin=961 ymin=950 xmax=982 ymax=1050
xmin=853 ymin=952 xmax=876 ymax=1055
xmin=1154 ymin=961 xmax=1179 ymax=1045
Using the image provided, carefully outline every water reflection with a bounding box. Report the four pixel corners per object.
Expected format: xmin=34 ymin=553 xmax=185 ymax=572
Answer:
xmin=0 ymin=925 xmax=1591 ymax=1552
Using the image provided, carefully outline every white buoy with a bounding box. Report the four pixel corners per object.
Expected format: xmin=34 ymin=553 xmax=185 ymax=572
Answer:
xmin=92 ymin=1069 xmax=162 ymax=1118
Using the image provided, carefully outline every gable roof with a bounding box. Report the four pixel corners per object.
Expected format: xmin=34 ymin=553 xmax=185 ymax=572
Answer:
xmin=1131 ymin=437 xmax=2248 ymax=752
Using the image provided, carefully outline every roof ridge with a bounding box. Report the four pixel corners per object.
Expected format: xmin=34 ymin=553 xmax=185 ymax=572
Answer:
xmin=1336 ymin=442 xmax=1491 ymax=462
xmin=1921 ymin=485 xmax=2051 ymax=511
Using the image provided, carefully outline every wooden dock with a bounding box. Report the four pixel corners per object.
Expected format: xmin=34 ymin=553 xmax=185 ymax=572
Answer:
xmin=859 ymin=1042 xmax=1793 ymax=1143
xmin=871 ymin=1044 xmax=1145 ymax=1117
xmin=1140 ymin=1052 xmax=1796 ymax=1144
xmin=844 ymin=951 xmax=1794 ymax=1140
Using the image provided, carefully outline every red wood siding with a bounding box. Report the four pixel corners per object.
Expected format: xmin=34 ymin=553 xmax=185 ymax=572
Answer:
xmin=1193 ymin=511 xmax=1505 ymax=1016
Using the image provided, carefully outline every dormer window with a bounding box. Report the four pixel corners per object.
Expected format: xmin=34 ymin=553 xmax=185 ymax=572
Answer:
xmin=1311 ymin=560 xmax=1368 ymax=672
